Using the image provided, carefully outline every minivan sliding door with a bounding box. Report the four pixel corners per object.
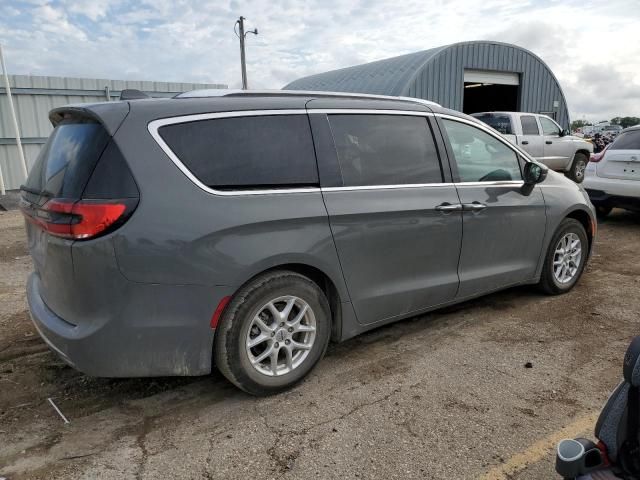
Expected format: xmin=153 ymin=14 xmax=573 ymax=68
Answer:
xmin=310 ymin=112 xmax=463 ymax=326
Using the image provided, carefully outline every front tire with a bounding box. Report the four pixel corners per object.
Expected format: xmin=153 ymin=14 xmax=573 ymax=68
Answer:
xmin=214 ymin=271 xmax=331 ymax=396
xmin=566 ymin=153 xmax=588 ymax=183
xmin=538 ymin=218 xmax=589 ymax=295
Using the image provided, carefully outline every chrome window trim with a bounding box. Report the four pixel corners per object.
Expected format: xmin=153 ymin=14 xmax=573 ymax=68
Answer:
xmin=312 ymin=109 xmax=434 ymax=117
xmin=147 ymin=108 xmax=529 ymax=196
xmin=148 ymin=109 xmax=321 ymax=196
xmin=322 ymin=183 xmax=450 ymax=192
xmin=148 ymin=108 xmax=436 ymax=196
xmin=322 ymin=180 xmax=524 ymax=192
xmin=453 ymin=180 xmax=524 ymax=187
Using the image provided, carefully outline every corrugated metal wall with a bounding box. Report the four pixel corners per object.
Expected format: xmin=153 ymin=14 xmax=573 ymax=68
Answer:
xmin=285 ymin=41 xmax=570 ymax=130
xmin=0 ymin=74 xmax=226 ymax=190
xmin=404 ymin=42 xmax=569 ymax=129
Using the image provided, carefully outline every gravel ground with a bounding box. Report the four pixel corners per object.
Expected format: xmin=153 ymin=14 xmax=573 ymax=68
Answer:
xmin=0 ymin=208 xmax=639 ymax=480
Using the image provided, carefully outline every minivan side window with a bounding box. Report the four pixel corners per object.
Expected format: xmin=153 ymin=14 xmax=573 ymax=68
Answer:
xmin=327 ymin=114 xmax=442 ymax=186
xmin=441 ymin=119 xmax=522 ymax=182
xmin=158 ymin=115 xmax=318 ymax=190
xmin=520 ymin=115 xmax=540 ymax=135
xmin=539 ymin=116 xmax=561 ymax=136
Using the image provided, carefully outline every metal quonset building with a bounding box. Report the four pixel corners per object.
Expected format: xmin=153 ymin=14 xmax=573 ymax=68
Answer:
xmin=285 ymin=41 xmax=570 ymax=129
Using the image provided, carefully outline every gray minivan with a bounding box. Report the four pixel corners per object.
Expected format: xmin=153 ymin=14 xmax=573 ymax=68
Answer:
xmin=21 ymin=91 xmax=596 ymax=395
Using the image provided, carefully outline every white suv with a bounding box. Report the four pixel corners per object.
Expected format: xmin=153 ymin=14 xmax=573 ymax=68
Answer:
xmin=584 ymin=125 xmax=640 ymax=217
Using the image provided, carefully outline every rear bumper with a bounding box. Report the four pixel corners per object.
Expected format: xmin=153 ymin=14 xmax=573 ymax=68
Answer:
xmin=584 ymin=167 xmax=640 ymax=195
xmin=27 ymin=272 xmax=227 ymax=377
xmin=583 ymin=167 xmax=640 ymax=211
xmin=585 ymin=188 xmax=640 ymax=212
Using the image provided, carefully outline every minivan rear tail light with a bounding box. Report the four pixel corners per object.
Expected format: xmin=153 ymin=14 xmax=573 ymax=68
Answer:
xmin=20 ymin=198 xmax=137 ymax=240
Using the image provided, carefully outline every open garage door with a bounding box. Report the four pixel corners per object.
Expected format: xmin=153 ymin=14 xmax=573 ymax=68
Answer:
xmin=463 ymin=69 xmax=520 ymax=114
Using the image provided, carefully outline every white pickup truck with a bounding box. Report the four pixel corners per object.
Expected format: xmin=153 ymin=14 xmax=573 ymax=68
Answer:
xmin=471 ymin=112 xmax=593 ymax=183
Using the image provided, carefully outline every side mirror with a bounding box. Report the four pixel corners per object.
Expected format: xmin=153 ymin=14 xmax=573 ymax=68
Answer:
xmin=523 ymin=162 xmax=548 ymax=185
xmin=559 ymin=129 xmax=570 ymax=137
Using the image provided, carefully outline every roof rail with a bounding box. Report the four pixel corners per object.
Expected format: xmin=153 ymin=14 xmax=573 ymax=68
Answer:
xmin=175 ymin=89 xmax=442 ymax=108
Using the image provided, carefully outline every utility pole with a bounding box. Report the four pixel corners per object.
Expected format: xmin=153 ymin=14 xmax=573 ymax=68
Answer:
xmin=0 ymin=44 xmax=28 ymax=189
xmin=235 ymin=16 xmax=258 ymax=90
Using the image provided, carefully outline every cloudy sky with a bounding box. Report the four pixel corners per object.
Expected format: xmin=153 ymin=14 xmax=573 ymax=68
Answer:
xmin=1 ymin=0 xmax=639 ymax=121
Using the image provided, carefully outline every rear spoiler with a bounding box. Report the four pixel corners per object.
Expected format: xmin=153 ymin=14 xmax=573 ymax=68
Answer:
xmin=49 ymin=102 xmax=131 ymax=136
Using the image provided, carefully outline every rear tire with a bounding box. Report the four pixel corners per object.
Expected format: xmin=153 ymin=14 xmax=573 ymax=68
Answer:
xmin=566 ymin=153 xmax=588 ymax=183
xmin=538 ymin=218 xmax=589 ymax=295
xmin=214 ymin=270 xmax=331 ymax=396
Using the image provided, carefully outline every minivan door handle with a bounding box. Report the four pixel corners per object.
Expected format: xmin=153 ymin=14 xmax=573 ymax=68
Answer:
xmin=545 ymin=140 xmax=553 ymax=144
xmin=462 ymin=202 xmax=487 ymax=212
xmin=435 ymin=203 xmax=463 ymax=213
xmin=521 ymin=140 xmax=529 ymax=145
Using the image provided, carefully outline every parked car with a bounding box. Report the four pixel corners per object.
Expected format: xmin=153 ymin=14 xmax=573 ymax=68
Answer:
xmin=601 ymin=125 xmax=623 ymax=137
xmin=584 ymin=125 xmax=640 ymax=217
xmin=20 ymin=90 xmax=596 ymax=395
xmin=471 ymin=112 xmax=593 ymax=183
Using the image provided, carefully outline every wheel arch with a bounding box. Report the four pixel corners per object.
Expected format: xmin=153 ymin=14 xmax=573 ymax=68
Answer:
xmin=574 ymin=148 xmax=591 ymax=159
xmin=228 ymin=261 xmax=346 ymax=342
xmin=575 ymin=149 xmax=591 ymax=160
xmin=567 ymin=150 xmax=590 ymax=178
xmin=565 ymin=207 xmax=595 ymax=252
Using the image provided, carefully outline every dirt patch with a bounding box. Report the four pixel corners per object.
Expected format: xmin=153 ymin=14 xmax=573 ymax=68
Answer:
xmin=0 ymin=239 xmax=29 ymax=263
xmin=0 ymin=209 xmax=639 ymax=480
xmin=0 ymin=212 xmax=198 ymax=440
xmin=0 ymin=311 xmax=46 ymax=362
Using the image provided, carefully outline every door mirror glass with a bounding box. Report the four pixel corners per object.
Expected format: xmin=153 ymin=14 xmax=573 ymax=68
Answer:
xmin=523 ymin=162 xmax=548 ymax=185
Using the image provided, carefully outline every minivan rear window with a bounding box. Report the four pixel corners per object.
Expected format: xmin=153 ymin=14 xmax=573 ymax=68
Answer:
xmin=158 ymin=115 xmax=318 ymax=190
xmin=610 ymin=130 xmax=640 ymax=150
xmin=23 ymin=121 xmax=110 ymax=199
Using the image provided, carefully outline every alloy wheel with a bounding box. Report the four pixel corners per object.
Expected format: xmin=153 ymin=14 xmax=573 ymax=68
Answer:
xmin=245 ymin=296 xmax=316 ymax=376
xmin=553 ymin=233 xmax=582 ymax=284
